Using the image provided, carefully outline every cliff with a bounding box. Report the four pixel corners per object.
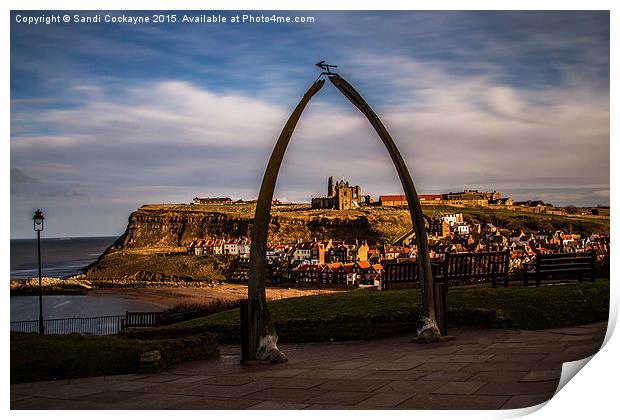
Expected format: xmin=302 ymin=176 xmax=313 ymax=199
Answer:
xmin=105 ymin=203 xmax=413 ymax=253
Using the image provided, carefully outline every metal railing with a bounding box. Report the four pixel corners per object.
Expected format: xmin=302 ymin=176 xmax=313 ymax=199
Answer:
xmin=10 ymin=311 xmax=166 ymax=336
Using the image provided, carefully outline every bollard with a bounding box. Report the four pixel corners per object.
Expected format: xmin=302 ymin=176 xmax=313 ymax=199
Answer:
xmin=240 ymin=299 xmax=249 ymax=364
xmin=433 ymin=281 xmax=448 ymax=335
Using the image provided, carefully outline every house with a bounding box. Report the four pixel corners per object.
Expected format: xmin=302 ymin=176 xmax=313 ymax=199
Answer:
xmin=382 ymin=245 xmax=411 ymax=260
xmin=367 ymin=248 xmax=382 ymax=264
xmin=237 ymin=237 xmax=251 ymax=256
xmin=327 ymin=242 xmax=360 ymax=263
xmin=353 ymin=260 xmax=381 ymax=286
xmin=212 ymin=239 xmax=224 ymax=254
xmin=352 ymin=241 xmax=369 ymax=261
xmin=379 ymin=195 xmax=408 ymax=207
xmin=333 ymin=263 xmax=348 ymax=285
xmin=489 ymin=197 xmax=514 ymax=206
xmin=320 ymin=262 xmax=343 ymax=284
xmin=442 ymin=190 xmax=489 ymax=207
xmin=192 ymin=197 xmax=233 ymax=205
xmin=342 ymin=263 xmax=358 ymax=285
xmin=454 ymin=223 xmax=470 ymax=236
xmin=310 ymin=241 xmax=328 ymax=265
xmin=441 ymin=213 xmax=464 ymax=226
xmin=371 ymin=264 xmax=383 ymax=287
xmin=293 ymin=264 xmax=322 ymax=284
xmin=193 ymin=239 xmax=206 ymax=255
xmin=224 ymin=238 xmax=240 ymax=255
xmin=267 ymin=243 xmax=291 ymax=263
xmin=483 ymin=223 xmax=498 ymax=234
xmin=418 ymin=194 xmax=443 ymax=205
xmin=428 ymin=218 xmax=451 ymax=238
xmin=293 ymin=242 xmax=314 ymax=262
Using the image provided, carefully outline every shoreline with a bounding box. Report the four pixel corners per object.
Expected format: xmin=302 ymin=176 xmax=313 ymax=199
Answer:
xmin=10 ymin=280 xmax=343 ymax=309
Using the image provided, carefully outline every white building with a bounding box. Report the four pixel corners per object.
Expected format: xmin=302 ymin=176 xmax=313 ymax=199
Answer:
xmin=224 ymin=239 xmax=239 ymax=255
xmin=237 ymin=237 xmax=251 ymax=256
xmin=454 ymin=223 xmax=470 ymax=236
xmin=293 ymin=243 xmax=313 ymax=262
xmin=441 ymin=213 xmax=464 ymax=226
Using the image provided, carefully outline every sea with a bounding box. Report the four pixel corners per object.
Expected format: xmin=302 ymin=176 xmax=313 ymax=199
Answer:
xmin=10 ymin=236 xmax=164 ymax=321
xmin=10 ymin=236 xmax=118 ymax=280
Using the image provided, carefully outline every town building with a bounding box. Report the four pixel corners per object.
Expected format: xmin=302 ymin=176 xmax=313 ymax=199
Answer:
xmin=441 ymin=213 xmax=464 ymax=226
xmin=419 ymin=194 xmax=443 ymax=205
xmin=192 ymin=197 xmax=233 ymax=205
xmin=427 ymin=218 xmax=451 ymax=238
xmin=442 ymin=190 xmax=489 ymax=207
xmin=379 ymin=194 xmax=408 ymax=207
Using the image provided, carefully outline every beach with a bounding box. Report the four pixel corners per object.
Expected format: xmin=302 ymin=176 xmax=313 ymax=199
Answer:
xmin=10 ymin=281 xmax=341 ymax=322
xmin=86 ymin=284 xmax=341 ymax=308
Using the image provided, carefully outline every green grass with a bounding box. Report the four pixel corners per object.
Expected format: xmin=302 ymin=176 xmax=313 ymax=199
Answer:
xmin=86 ymin=252 xmax=232 ymax=281
xmin=11 ymin=333 xmax=155 ymax=383
xmin=156 ymin=281 xmax=609 ymax=343
xmin=11 ymin=332 xmax=219 ymax=383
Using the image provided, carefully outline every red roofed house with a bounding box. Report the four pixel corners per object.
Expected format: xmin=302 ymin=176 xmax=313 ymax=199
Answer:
xmin=380 ymin=195 xmax=408 ymax=207
xmin=419 ymin=194 xmax=443 ymax=205
xmin=293 ymin=264 xmax=322 ymax=284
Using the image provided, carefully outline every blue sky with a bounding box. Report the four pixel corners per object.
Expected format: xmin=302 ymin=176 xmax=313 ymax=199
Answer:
xmin=10 ymin=11 xmax=610 ymax=238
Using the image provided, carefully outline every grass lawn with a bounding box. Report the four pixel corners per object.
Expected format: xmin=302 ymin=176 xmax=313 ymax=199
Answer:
xmin=11 ymin=333 xmax=155 ymax=383
xmin=153 ymin=280 xmax=609 ymax=343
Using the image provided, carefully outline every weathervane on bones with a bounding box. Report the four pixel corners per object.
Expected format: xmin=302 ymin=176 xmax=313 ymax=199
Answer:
xmin=315 ymin=60 xmax=339 ymax=81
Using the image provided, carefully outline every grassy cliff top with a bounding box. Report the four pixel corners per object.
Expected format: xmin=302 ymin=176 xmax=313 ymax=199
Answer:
xmin=137 ymin=203 xmax=609 ymax=234
xmin=139 ymin=203 xmax=409 ymax=220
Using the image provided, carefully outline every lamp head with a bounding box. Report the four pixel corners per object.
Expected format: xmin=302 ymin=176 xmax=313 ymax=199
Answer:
xmin=33 ymin=209 xmax=44 ymax=231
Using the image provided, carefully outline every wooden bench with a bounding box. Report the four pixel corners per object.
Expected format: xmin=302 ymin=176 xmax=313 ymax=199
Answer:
xmin=381 ymin=261 xmax=420 ymax=290
xmin=434 ymin=250 xmax=510 ymax=288
xmin=120 ymin=311 xmax=168 ymax=330
xmin=523 ymin=250 xmax=596 ymax=287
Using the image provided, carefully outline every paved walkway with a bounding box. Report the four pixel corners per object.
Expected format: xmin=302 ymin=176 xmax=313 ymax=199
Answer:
xmin=11 ymin=322 xmax=606 ymax=410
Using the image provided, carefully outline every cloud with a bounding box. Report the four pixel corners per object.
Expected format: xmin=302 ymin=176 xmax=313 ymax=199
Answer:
xmin=11 ymin=65 xmax=609 ymax=208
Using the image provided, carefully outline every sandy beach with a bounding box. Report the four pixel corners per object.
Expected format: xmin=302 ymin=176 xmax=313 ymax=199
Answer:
xmin=87 ymin=284 xmax=341 ymax=309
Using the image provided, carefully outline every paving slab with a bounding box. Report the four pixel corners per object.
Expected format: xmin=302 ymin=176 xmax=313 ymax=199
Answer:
xmin=501 ymin=393 xmax=554 ymax=409
xmin=475 ymin=380 xmax=559 ymax=396
xmin=312 ymin=378 xmax=391 ymax=392
xmin=306 ymin=390 xmax=374 ymax=406
xmin=249 ymin=400 xmax=310 ymax=409
xmin=245 ymin=387 xmax=327 ymax=402
xmin=10 ymin=322 xmax=606 ymax=410
xmin=398 ymin=393 xmax=510 ymax=410
xmin=419 ymin=370 xmax=474 ymax=382
xmin=432 ymin=381 xmax=486 ymax=395
xmin=470 ymin=370 xmax=529 ymax=383
xmin=170 ymin=396 xmax=260 ymax=409
xmin=520 ymin=370 xmax=562 ymax=382
xmin=376 ymin=380 xmax=446 ymax=394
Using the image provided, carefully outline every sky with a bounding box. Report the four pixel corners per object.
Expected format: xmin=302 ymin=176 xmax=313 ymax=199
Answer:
xmin=10 ymin=10 xmax=610 ymax=238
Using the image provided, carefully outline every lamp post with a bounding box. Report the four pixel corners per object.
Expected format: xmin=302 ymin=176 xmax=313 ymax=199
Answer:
xmin=33 ymin=209 xmax=45 ymax=334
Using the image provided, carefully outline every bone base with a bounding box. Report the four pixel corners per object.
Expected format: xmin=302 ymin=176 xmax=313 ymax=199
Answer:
xmin=416 ymin=317 xmax=442 ymax=343
xmin=255 ymin=334 xmax=288 ymax=363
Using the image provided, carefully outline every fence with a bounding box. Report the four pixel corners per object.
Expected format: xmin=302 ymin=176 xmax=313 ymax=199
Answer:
xmin=10 ymin=311 xmax=166 ymax=336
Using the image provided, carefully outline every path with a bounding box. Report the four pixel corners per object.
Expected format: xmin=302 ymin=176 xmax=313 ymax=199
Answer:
xmin=11 ymin=322 xmax=606 ymax=410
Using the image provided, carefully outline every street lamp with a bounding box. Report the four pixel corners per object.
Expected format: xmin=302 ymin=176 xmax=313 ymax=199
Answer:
xmin=33 ymin=209 xmax=45 ymax=334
